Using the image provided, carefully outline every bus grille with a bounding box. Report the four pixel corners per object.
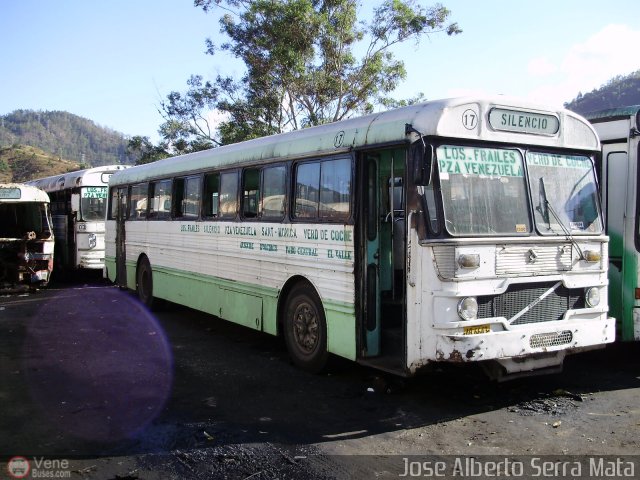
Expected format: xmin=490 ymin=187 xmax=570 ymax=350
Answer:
xmin=477 ymin=283 xmax=585 ymax=325
xmin=529 ymin=330 xmax=573 ymax=348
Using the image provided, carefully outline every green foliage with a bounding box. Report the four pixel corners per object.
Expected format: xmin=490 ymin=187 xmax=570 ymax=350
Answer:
xmin=564 ymin=70 xmax=640 ymax=114
xmin=0 ymin=110 xmax=137 ymax=166
xmin=160 ymin=0 xmax=461 ymax=148
xmin=127 ymin=136 xmax=172 ymax=165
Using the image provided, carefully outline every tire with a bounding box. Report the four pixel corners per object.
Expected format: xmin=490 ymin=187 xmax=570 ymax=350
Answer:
xmin=283 ymin=284 xmax=328 ymax=373
xmin=136 ymin=256 xmax=155 ymax=309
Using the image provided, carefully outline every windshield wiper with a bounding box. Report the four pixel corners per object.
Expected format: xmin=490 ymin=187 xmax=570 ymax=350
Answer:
xmin=537 ymin=177 xmax=585 ymax=261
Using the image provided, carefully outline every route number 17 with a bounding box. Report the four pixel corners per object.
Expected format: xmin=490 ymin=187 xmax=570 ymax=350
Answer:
xmin=462 ymin=109 xmax=478 ymax=130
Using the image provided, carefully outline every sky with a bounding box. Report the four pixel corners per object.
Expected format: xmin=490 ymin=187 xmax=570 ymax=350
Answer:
xmin=1 ymin=0 xmax=639 ymax=144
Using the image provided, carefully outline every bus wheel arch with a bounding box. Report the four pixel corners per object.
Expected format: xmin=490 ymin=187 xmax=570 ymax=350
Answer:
xmin=136 ymin=254 xmax=155 ymax=309
xmin=278 ymin=277 xmax=329 ymax=373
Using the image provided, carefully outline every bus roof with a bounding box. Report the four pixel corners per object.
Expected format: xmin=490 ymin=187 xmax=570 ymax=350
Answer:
xmin=27 ymin=165 xmax=130 ymax=192
xmin=584 ymin=105 xmax=640 ymax=122
xmin=0 ymin=183 xmax=50 ymax=203
xmin=110 ymin=96 xmax=599 ymax=186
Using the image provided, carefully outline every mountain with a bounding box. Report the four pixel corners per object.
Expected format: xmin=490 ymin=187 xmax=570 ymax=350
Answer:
xmin=0 ymin=110 xmax=137 ymax=167
xmin=0 ymin=145 xmax=81 ymax=183
xmin=564 ymin=70 xmax=640 ymax=115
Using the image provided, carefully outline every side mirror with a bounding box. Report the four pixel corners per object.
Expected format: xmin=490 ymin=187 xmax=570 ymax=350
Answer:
xmin=70 ymin=193 xmax=80 ymax=213
xmin=412 ymin=142 xmax=433 ymax=186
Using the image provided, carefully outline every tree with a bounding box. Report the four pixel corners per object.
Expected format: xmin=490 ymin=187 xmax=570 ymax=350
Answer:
xmin=159 ymin=0 xmax=460 ymax=149
xmin=127 ymin=136 xmax=171 ymax=165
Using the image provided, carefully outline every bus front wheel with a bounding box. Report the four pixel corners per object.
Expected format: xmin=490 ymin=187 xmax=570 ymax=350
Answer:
xmin=136 ymin=257 xmax=155 ymax=310
xmin=283 ymin=284 xmax=328 ymax=373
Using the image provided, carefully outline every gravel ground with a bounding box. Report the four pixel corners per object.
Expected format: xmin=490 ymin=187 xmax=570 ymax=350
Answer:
xmin=1 ymin=279 xmax=639 ymax=479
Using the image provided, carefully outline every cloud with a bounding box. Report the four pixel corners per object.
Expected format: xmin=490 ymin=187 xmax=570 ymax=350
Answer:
xmin=527 ymin=24 xmax=640 ymax=106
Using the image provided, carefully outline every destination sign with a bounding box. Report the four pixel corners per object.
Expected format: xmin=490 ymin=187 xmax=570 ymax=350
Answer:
xmin=527 ymin=152 xmax=591 ymax=169
xmin=0 ymin=187 xmax=21 ymax=199
xmin=437 ymin=145 xmax=524 ymax=177
xmin=82 ymin=187 xmax=108 ymax=199
xmin=489 ymin=108 xmax=559 ymax=135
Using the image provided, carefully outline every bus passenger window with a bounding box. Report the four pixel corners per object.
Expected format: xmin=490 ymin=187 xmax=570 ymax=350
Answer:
xmin=261 ymin=165 xmax=286 ymax=218
xmin=295 ymin=162 xmax=320 ymax=218
xmin=294 ymin=158 xmax=351 ymax=221
xmin=242 ymin=168 xmax=260 ymax=218
xmin=203 ymin=173 xmax=220 ymax=217
xmin=175 ymin=176 xmax=201 ymax=219
xmin=149 ymin=179 xmax=172 ymax=219
xmin=129 ymin=183 xmax=149 ymax=220
xmin=109 ymin=188 xmax=118 ymax=220
xmin=219 ymin=171 xmax=239 ymax=218
xmin=320 ymin=158 xmax=351 ymax=220
xmin=424 ymin=182 xmax=440 ymax=235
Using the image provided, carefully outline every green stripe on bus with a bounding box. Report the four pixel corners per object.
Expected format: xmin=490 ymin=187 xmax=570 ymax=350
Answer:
xmin=622 ymin=247 xmax=637 ymax=340
xmin=105 ymin=256 xmax=357 ymax=360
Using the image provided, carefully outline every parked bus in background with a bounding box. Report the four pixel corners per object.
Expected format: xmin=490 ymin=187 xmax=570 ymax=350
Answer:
xmin=0 ymin=183 xmax=54 ymax=291
xmin=28 ymin=165 xmax=129 ymax=272
xmin=586 ymin=105 xmax=640 ymax=341
xmin=106 ymin=97 xmax=613 ymax=380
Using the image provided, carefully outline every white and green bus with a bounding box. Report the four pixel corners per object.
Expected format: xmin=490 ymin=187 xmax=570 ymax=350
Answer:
xmin=28 ymin=165 xmax=129 ymax=272
xmin=0 ymin=183 xmax=54 ymax=290
xmin=586 ymin=105 xmax=640 ymax=341
xmin=106 ymin=97 xmax=614 ymax=379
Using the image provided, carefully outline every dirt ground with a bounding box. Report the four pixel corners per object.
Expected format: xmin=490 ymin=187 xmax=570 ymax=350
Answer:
xmin=1 ymin=278 xmax=639 ymax=479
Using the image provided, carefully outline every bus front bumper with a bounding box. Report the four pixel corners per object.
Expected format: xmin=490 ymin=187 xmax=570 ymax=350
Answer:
xmin=419 ymin=317 xmax=615 ymax=376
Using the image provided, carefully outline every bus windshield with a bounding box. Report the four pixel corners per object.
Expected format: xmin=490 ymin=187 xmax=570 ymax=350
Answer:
xmin=0 ymin=202 xmax=50 ymax=239
xmin=437 ymin=145 xmax=531 ymax=235
xmin=80 ymin=186 xmax=108 ymax=221
xmin=526 ymin=152 xmax=602 ymax=235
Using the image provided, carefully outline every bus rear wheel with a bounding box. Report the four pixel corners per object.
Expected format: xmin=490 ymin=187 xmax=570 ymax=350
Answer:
xmin=283 ymin=284 xmax=328 ymax=373
xmin=136 ymin=257 xmax=155 ymax=310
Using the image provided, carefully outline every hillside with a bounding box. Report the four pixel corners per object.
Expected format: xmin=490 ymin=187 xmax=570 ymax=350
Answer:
xmin=0 ymin=145 xmax=81 ymax=183
xmin=0 ymin=110 xmax=136 ymax=167
xmin=564 ymin=70 xmax=640 ymax=115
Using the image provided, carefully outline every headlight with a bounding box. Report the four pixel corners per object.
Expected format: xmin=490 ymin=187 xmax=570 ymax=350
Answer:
xmin=585 ymin=287 xmax=600 ymax=307
xmin=457 ymin=297 xmax=478 ymax=321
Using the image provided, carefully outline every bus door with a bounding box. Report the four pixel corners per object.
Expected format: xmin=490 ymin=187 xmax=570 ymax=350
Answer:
xmin=359 ymin=149 xmax=407 ymax=361
xmin=115 ymin=187 xmax=127 ymax=287
xmin=602 ymin=146 xmax=631 ymax=336
xmin=362 ymin=154 xmax=381 ymax=356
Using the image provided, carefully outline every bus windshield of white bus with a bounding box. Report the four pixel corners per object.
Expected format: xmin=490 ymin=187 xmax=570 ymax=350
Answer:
xmin=437 ymin=145 xmax=531 ymax=235
xmin=526 ymin=153 xmax=602 ymax=235
xmin=0 ymin=202 xmax=51 ymax=239
xmin=80 ymin=187 xmax=108 ymax=221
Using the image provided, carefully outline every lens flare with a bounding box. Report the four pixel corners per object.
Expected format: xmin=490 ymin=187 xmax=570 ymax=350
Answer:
xmin=23 ymin=286 xmax=173 ymax=442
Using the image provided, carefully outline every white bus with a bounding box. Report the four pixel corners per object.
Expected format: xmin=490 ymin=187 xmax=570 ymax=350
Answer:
xmin=586 ymin=105 xmax=640 ymax=341
xmin=0 ymin=183 xmax=54 ymax=291
xmin=28 ymin=165 xmax=129 ymax=272
xmin=106 ymin=97 xmax=613 ymax=379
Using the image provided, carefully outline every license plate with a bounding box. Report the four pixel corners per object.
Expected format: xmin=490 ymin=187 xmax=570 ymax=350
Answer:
xmin=463 ymin=324 xmax=490 ymax=335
